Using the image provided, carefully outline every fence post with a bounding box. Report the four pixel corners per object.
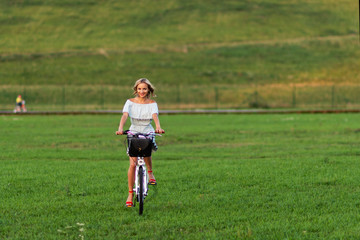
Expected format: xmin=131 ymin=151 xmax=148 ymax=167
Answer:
xmin=101 ymin=86 xmax=105 ymax=110
xmin=254 ymin=91 xmax=258 ymax=106
xmin=23 ymin=86 xmax=26 ymax=100
xmin=62 ymin=86 xmax=66 ymax=111
xmin=177 ymin=85 xmax=181 ymax=105
xmin=215 ymin=87 xmax=219 ymax=108
xmin=292 ymin=86 xmax=296 ymax=108
xmin=331 ymin=85 xmax=335 ymax=108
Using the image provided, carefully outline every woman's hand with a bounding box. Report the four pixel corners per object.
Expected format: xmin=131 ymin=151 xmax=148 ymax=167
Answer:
xmin=115 ymin=130 xmax=124 ymax=135
xmin=155 ymin=128 xmax=165 ymax=134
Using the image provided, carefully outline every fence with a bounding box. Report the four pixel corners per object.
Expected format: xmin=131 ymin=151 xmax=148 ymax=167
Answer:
xmin=1 ymin=84 xmax=360 ymax=111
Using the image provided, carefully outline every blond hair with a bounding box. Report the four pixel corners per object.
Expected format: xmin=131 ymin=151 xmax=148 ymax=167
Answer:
xmin=133 ymin=78 xmax=156 ymax=98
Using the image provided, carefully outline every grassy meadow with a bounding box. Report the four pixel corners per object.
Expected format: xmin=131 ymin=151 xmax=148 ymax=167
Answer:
xmin=1 ymin=113 xmax=360 ymax=239
xmin=1 ymin=0 xmax=360 ymax=109
xmin=1 ymin=0 xmax=356 ymax=54
xmin=2 ymin=1 xmax=360 ymax=239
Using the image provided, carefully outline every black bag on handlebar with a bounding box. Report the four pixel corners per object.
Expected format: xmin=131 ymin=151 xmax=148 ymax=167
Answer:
xmin=127 ymin=135 xmax=153 ymax=157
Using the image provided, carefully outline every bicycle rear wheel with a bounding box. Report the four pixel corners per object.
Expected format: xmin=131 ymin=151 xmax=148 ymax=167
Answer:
xmin=139 ymin=166 xmax=144 ymax=215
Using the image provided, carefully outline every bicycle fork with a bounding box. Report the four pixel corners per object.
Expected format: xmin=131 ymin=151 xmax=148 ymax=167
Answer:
xmin=134 ymin=157 xmax=149 ymax=199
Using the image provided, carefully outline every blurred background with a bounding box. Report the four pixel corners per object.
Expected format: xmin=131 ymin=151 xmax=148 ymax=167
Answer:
xmin=0 ymin=0 xmax=359 ymax=111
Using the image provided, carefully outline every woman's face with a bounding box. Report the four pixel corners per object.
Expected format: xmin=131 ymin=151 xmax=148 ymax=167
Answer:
xmin=137 ymin=83 xmax=149 ymax=98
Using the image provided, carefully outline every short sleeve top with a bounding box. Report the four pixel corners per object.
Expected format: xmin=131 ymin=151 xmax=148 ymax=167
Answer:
xmin=122 ymin=99 xmax=159 ymax=133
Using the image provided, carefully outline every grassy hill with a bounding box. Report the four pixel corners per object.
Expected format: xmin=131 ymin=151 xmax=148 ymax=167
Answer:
xmin=0 ymin=0 xmax=358 ymax=86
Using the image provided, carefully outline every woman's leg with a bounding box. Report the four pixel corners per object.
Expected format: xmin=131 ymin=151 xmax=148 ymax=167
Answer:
xmin=144 ymin=156 xmax=156 ymax=181
xmin=127 ymin=157 xmax=136 ymax=203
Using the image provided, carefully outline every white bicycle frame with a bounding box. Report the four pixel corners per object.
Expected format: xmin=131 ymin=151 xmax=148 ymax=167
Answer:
xmin=134 ymin=157 xmax=149 ymax=200
xmin=124 ymin=130 xmax=161 ymax=210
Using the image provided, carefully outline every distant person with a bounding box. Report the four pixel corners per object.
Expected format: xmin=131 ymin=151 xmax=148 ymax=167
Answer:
xmin=14 ymin=95 xmax=26 ymax=113
xmin=116 ymin=78 xmax=165 ymax=207
xmin=21 ymin=99 xmax=27 ymax=112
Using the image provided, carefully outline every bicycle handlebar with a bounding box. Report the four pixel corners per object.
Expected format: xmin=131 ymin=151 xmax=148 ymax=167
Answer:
xmin=117 ymin=130 xmax=164 ymax=136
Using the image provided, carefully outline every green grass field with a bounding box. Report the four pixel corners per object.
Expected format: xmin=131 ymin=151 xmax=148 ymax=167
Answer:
xmin=1 ymin=113 xmax=360 ymax=239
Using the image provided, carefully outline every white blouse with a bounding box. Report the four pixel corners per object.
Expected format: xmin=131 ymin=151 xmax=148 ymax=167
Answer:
xmin=122 ymin=99 xmax=159 ymax=133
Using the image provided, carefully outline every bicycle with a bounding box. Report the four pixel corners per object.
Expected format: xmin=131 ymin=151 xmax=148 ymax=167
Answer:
xmin=121 ymin=130 xmax=160 ymax=215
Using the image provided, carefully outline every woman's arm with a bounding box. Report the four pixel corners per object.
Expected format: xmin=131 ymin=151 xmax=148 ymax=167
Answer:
xmin=152 ymin=113 xmax=165 ymax=133
xmin=116 ymin=112 xmax=129 ymax=135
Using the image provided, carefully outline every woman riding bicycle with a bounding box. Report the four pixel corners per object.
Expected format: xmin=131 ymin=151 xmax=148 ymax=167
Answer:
xmin=116 ymin=78 xmax=165 ymax=207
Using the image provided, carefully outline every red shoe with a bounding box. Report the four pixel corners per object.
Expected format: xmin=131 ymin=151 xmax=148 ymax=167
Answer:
xmin=126 ymin=201 xmax=133 ymax=207
xmin=148 ymin=171 xmax=157 ymax=185
xmin=125 ymin=191 xmax=134 ymax=207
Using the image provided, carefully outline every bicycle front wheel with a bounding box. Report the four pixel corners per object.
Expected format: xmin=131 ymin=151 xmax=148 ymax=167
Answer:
xmin=139 ymin=166 xmax=144 ymax=215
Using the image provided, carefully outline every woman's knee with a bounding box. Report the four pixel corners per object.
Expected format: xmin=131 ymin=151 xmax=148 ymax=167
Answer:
xmin=129 ymin=157 xmax=137 ymax=167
